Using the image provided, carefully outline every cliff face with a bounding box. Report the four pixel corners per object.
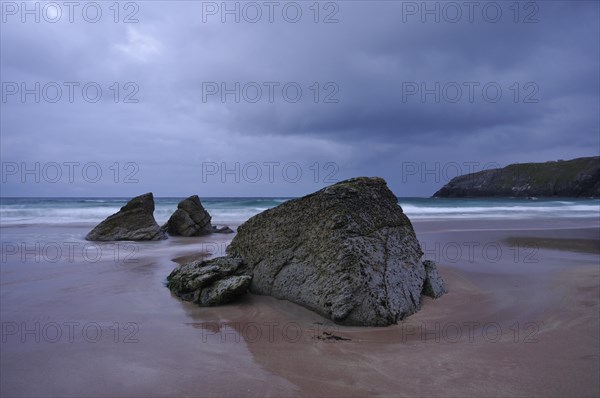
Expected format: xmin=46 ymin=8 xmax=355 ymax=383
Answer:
xmin=433 ymin=157 xmax=600 ymax=198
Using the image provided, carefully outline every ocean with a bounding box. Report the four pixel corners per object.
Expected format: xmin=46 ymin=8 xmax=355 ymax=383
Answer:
xmin=1 ymin=197 xmax=599 ymax=226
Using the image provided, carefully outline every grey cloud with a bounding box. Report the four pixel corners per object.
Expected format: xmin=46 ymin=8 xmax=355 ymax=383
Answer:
xmin=1 ymin=0 xmax=598 ymax=196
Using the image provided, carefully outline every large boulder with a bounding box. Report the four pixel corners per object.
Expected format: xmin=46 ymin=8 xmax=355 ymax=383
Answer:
xmin=86 ymin=193 xmax=167 ymax=241
xmin=164 ymin=195 xmax=212 ymax=236
xmin=167 ymin=257 xmax=251 ymax=305
xmin=167 ymin=177 xmax=447 ymax=326
xmin=225 ymin=177 xmax=446 ymax=326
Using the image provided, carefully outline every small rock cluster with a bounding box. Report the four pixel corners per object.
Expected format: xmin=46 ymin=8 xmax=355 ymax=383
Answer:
xmin=87 ymin=178 xmax=448 ymax=326
xmin=85 ymin=193 xmax=232 ymax=241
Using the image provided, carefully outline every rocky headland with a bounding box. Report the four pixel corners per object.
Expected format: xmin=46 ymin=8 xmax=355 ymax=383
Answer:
xmin=433 ymin=156 xmax=600 ymax=198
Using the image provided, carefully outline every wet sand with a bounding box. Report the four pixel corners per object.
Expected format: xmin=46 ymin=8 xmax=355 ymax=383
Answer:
xmin=1 ymin=218 xmax=598 ymax=397
xmin=505 ymin=236 xmax=600 ymax=255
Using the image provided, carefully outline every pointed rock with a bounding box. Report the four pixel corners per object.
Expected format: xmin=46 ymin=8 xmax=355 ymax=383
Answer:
xmin=164 ymin=195 xmax=212 ymax=236
xmin=86 ymin=193 xmax=166 ymax=241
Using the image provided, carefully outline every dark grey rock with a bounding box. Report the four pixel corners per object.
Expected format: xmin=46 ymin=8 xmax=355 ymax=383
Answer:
xmin=225 ymin=176 xmax=446 ymax=326
xmin=85 ymin=193 xmax=166 ymax=241
xmin=199 ymin=275 xmax=252 ymax=306
xmin=167 ymin=257 xmax=250 ymax=305
xmin=422 ymin=260 xmax=448 ymax=298
xmin=164 ymin=195 xmax=212 ymax=236
xmin=212 ymin=225 xmax=234 ymax=234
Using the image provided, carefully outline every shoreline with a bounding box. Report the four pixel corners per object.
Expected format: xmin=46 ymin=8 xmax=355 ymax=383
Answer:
xmin=1 ymin=217 xmax=598 ymax=397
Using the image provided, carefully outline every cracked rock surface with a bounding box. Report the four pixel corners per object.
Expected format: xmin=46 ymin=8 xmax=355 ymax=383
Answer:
xmin=167 ymin=257 xmax=251 ymax=305
xmin=226 ymin=177 xmax=447 ymax=326
xmin=167 ymin=177 xmax=446 ymax=325
xmin=164 ymin=195 xmax=213 ymax=236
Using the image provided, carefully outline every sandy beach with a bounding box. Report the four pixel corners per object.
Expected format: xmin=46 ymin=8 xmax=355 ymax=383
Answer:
xmin=1 ymin=217 xmax=598 ymax=397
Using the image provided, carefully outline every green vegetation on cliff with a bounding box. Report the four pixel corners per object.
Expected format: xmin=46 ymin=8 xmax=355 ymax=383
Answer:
xmin=433 ymin=157 xmax=600 ymax=198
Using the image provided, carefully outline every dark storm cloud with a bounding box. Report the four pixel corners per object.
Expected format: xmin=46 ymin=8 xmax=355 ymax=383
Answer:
xmin=1 ymin=0 xmax=598 ymax=196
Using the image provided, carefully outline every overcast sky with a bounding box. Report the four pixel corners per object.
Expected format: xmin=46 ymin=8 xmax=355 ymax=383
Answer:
xmin=1 ymin=0 xmax=598 ymax=197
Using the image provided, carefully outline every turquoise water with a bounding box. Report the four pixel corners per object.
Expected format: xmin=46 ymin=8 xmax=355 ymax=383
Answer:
xmin=1 ymin=197 xmax=598 ymax=226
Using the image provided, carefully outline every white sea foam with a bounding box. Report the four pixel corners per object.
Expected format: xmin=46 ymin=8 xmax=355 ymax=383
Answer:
xmin=400 ymin=203 xmax=600 ymax=219
xmin=0 ymin=198 xmax=598 ymax=225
